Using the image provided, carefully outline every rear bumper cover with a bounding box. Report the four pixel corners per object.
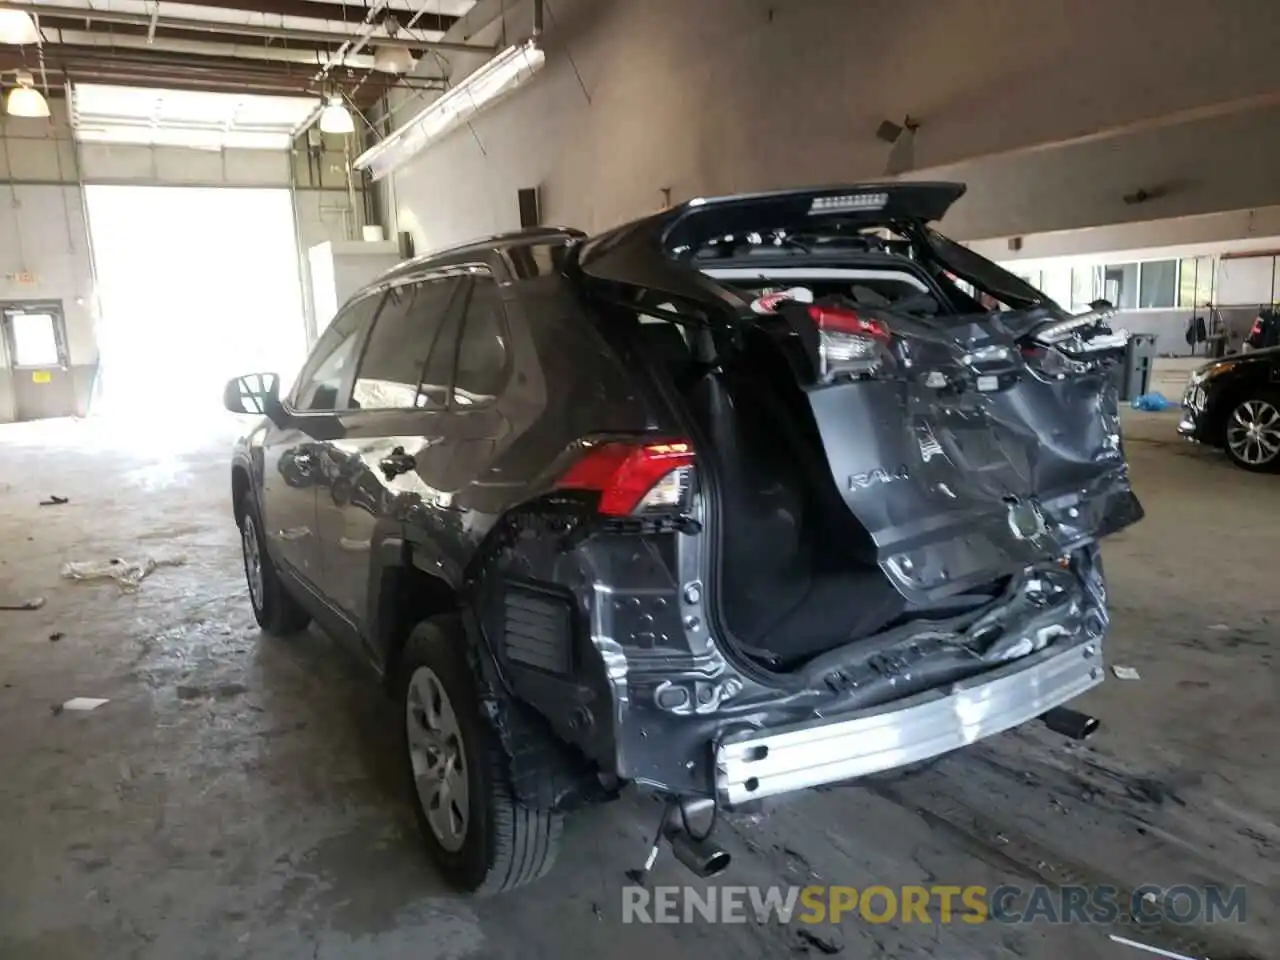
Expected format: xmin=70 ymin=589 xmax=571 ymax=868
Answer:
xmin=714 ymin=635 xmax=1101 ymax=804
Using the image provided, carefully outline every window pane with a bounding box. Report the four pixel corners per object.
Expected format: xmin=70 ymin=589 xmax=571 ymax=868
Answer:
xmin=1040 ymin=266 xmax=1072 ymax=308
xmin=1070 ymin=267 xmax=1097 ymax=312
xmin=453 ymin=278 xmax=509 ymax=406
xmin=1139 ymin=260 xmax=1177 ymax=308
xmin=353 ymin=278 xmax=461 ymax=410
xmin=10 ymin=313 xmax=60 ymax=366
xmin=1196 ymin=256 xmax=1215 ymax=305
xmin=1104 ymin=263 xmax=1138 ymax=310
xmin=296 ymin=329 xmax=361 ymax=411
xmin=1178 ymin=259 xmax=1198 ymax=307
xmin=294 ymin=293 xmax=381 ymax=411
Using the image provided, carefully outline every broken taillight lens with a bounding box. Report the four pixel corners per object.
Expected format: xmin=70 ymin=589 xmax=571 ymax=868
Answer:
xmin=555 ymin=440 xmax=696 ymax=516
xmin=808 ymin=305 xmax=892 ymax=381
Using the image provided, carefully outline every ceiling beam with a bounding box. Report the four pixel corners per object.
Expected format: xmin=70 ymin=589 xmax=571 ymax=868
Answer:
xmin=41 ymin=27 xmax=387 ymax=70
xmin=35 ymin=16 xmax=388 ymax=53
xmin=150 ymin=0 xmax=457 ymax=34
xmin=8 ymin=3 xmax=494 ymax=53
xmin=3 ymin=47 xmax=441 ymax=105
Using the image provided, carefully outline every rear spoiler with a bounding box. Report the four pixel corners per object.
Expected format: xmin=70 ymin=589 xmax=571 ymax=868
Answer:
xmin=574 ymin=183 xmax=967 ymax=311
xmin=662 ymin=183 xmax=966 ymax=254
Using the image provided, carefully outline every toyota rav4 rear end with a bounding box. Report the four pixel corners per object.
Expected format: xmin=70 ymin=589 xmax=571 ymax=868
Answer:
xmin=477 ymin=183 xmax=1141 ymax=838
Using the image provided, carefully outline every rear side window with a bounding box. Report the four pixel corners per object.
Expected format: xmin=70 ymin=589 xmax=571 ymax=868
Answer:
xmin=292 ymin=292 xmax=382 ymax=411
xmin=352 ymin=277 xmax=460 ymax=410
xmin=452 ymin=277 xmax=509 ymax=407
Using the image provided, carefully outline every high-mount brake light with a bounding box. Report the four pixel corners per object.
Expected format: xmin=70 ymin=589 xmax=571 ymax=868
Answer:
xmin=555 ymin=441 xmax=696 ymax=516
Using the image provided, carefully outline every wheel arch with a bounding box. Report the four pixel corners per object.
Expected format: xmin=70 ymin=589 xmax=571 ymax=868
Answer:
xmin=374 ymin=542 xmax=463 ymax=690
xmin=231 ymin=463 xmax=251 ymax=521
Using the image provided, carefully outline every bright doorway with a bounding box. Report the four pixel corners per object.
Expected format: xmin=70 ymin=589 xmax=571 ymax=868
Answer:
xmin=84 ymin=185 xmax=308 ymax=423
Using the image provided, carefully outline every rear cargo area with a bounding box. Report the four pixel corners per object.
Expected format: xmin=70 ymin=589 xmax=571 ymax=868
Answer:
xmin=642 ymin=314 xmax=1003 ymax=669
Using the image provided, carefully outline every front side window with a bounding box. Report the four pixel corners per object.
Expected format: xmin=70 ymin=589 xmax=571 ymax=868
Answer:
xmin=352 ymin=277 xmax=461 ymax=410
xmin=452 ymin=277 xmax=510 ymax=407
xmin=292 ymin=292 xmax=382 ymax=411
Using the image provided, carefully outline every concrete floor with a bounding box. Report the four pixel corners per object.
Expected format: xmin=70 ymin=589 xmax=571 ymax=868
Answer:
xmin=0 ymin=413 xmax=1274 ymax=960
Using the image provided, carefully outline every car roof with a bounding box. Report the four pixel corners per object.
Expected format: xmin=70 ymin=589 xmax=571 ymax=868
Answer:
xmin=375 ymin=226 xmax=586 ymax=285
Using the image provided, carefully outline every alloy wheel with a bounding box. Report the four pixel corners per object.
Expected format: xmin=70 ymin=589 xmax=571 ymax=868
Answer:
xmin=241 ymin=513 xmax=264 ymax=613
xmin=406 ymin=666 xmax=470 ymax=852
xmin=1226 ymin=399 xmax=1280 ymax=466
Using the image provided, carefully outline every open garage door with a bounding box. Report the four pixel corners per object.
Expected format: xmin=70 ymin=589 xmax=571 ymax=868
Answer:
xmin=85 ymin=184 xmax=308 ymax=422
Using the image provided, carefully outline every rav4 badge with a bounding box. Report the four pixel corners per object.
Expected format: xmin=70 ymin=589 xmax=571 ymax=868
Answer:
xmin=849 ymin=466 xmax=909 ymax=490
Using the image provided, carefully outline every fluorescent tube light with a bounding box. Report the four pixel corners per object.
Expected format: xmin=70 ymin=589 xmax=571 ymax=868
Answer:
xmin=354 ymin=38 xmax=545 ymax=181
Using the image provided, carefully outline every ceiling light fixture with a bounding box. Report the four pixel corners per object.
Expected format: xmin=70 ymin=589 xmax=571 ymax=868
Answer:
xmin=354 ymin=38 xmax=546 ymax=181
xmin=373 ymin=45 xmax=415 ymax=74
xmin=318 ymin=94 xmax=354 ymax=135
xmin=0 ymin=9 xmax=40 ymax=45
xmin=6 ymin=70 xmax=49 ymax=118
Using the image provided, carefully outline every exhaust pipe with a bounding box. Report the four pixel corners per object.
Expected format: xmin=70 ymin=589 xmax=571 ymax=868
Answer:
xmin=665 ymin=823 xmax=731 ymax=879
xmin=1040 ymin=706 xmax=1100 ymax=741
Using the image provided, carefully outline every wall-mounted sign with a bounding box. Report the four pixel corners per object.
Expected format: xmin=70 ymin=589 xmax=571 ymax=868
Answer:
xmin=31 ymin=370 xmax=52 ymax=384
xmin=6 ymin=271 xmax=38 ymax=285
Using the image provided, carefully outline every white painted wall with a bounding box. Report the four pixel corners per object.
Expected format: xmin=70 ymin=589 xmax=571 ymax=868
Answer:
xmin=387 ymin=0 xmax=1280 ymax=252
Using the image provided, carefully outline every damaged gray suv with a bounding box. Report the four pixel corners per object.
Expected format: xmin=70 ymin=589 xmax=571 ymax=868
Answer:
xmin=224 ymin=183 xmax=1143 ymax=893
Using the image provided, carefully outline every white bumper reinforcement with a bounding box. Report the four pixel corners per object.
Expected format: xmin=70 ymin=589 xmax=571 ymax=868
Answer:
xmin=715 ymin=639 xmax=1101 ymax=805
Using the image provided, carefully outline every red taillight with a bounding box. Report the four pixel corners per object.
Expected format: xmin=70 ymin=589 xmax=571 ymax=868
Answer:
xmin=555 ymin=440 xmax=695 ymax=516
xmin=807 ymin=305 xmax=891 ymax=342
xmin=805 ymin=305 xmax=892 ymax=380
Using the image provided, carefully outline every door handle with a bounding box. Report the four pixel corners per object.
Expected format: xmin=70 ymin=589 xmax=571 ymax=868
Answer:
xmin=379 ymin=447 xmax=417 ymax=480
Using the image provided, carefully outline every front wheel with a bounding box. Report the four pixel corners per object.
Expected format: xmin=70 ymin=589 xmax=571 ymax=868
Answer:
xmin=400 ymin=615 xmax=562 ymax=894
xmin=1223 ymin=391 xmax=1280 ymax=472
xmin=238 ymin=497 xmax=312 ymax=634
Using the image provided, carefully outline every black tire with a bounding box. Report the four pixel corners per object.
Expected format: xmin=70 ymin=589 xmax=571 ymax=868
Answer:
xmin=1222 ymin=389 xmax=1280 ymax=473
xmin=238 ymin=494 xmax=312 ymax=635
xmin=399 ymin=615 xmax=562 ymax=894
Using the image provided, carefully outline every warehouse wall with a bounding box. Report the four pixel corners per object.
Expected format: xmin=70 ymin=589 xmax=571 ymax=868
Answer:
xmin=386 ymin=0 xmax=1280 ymax=252
xmin=969 ymin=207 xmax=1280 ymax=263
xmin=907 ymin=106 xmax=1280 ymax=240
xmin=0 ymin=110 xmax=95 ymax=421
xmin=0 ymin=104 xmax=359 ymax=422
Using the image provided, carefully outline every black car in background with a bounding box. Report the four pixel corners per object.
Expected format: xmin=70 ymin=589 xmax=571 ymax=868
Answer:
xmin=223 ymin=183 xmax=1142 ymax=893
xmin=1179 ymin=322 xmax=1280 ymax=471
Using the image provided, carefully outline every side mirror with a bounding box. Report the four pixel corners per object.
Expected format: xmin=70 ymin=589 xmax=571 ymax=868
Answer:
xmin=224 ymin=373 xmax=283 ymax=418
xmin=1089 ymin=298 xmax=1114 ymax=311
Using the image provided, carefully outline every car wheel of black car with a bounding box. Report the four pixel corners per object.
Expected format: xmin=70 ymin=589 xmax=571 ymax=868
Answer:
xmin=238 ymin=495 xmax=312 ymax=634
xmin=400 ymin=615 xmax=562 ymax=894
xmin=1223 ymin=390 xmax=1280 ymax=472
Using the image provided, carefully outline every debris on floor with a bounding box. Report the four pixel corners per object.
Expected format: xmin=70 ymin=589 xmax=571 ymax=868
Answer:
xmin=57 ymin=697 xmax=110 ymax=713
xmin=1130 ymin=392 xmax=1175 ymax=412
xmin=0 ymin=596 xmax=46 ymax=611
xmin=1112 ymin=664 xmax=1142 ymax=680
xmin=38 ymin=495 xmax=70 ymax=506
xmin=60 ymin=555 xmax=187 ymax=590
xmin=48 ymin=632 xmax=64 ymax=642
xmin=794 ymin=927 xmax=844 ymax=955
